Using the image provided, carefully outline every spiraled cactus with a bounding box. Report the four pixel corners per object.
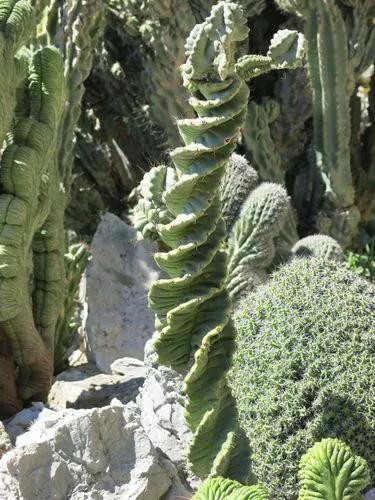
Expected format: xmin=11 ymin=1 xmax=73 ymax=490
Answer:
xmin=146 ymin=2 xmax=251 ymax=479
xmin=275 ymin=0 xmax=375 ymax=248
xmin=227 ymin=183 xmax=290 ymax=302
xmin=133 ymin=1 xmax=308 ymax=479
xmin=299 ymin=438 xmax=370 ymax=500
xmin=0 ymin=0 xmax=65 ymax=415
xmin=193 ymin=477 xmax=269 ymax=499
xmin=292 ymin=234 xmax=344 ymax=261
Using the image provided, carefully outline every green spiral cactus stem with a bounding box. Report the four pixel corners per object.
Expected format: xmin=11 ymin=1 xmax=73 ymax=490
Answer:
xmin=147 ymin=1 xmax=251 ymax=479
xmin=299 ymin=438 xmax=370 ymax=500
xmin=227 ymin=183 xmax=290 ymax=302
xmin=292 ymin=234 xmax=344 ymax=262
xmin=220 ymin=154 xmax=258 ymax=234
xmin=193 ymin=477 xmax=269 ymax=500
xmin=0 ymin=39 xmax=65 ymax=412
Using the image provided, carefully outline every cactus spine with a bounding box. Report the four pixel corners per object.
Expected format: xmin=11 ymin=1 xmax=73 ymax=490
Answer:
xmin=0 ymin=0 xmax=66 ymax=414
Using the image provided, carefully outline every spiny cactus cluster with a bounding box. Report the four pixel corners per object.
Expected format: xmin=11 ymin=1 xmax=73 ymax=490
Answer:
xmin=231 ymin=257 xmax=375 ymax=498
xmin=193 ymin=438 xmax=370 ymax=500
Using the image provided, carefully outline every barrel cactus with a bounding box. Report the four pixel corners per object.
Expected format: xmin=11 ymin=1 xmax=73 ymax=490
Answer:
xmin=231 ymin=257 xmax=375 ymax=498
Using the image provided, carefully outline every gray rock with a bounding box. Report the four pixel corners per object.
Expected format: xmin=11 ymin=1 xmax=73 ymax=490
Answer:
xmin=48 ymin=363 xmax=145 ymax=410
xmin=0 ymin=423 xmax=11 ymax=458
xmin=365 ymin=489 xmax=375 ymax=500
xmin=5 ymin=403 xmax=55 ymax=445
xmin=137 ymin=340 xmax=200 ymax=489
xmin=85 ymin=213 xmax=159 ymax=373
xmin=111 ymin=357 xmax=147 ymax=379
xmin=0 ymin=400 xmax=192 ymax=500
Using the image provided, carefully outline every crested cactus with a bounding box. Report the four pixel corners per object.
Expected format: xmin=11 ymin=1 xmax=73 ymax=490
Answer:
xmin=292 ymin=234 xmax=344 ymax=261
xmin=299 ymin=438 xmax=370 ymax=500
xmin=227 ymin=183 xmax=290 ymax=302
xmin=192 ymin=438 xmax=370 ymax=499
xmin=0 ymin=0 xmax=66 ymax=415
xmin=275 ymin=0 xmax=375 ymax=248
xmin=193 ymin=477 xmax=269 ymax=499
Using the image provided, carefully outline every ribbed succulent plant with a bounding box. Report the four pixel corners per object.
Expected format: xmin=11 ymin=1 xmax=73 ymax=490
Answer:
xmin=146 ymin=2 xmax=251 ymax=479
xmin=192 ymin=438 xmax=370 ymax=499
xmin=134 ymin=1 xmax=310 ymax=479
xmin=54 ymin=242 xmax=90 ymax=373
xmin=193 ymin=476 xmax=269 ymax=499
xmin=0 ymin=0 xmax=66 ymax=416
xmin=220 ymin=153 xmax=258 ymax=235
xmin=299 ymin=438 xmax=370 ymax=500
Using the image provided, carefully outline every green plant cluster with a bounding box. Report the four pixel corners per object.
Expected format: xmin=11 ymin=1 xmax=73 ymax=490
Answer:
xmin=231 ymin=257 xmax=375 ymax=498
xmin=193 ymin=438 xmax=370 ymax=500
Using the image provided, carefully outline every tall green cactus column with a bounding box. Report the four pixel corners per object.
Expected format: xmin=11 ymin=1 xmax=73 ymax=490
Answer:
xmin=275 ymin=0 xmax=375 ymax=248
xmin=0 ymin=1 xmax=66 ymax=412
xmin=135 ymin=1 xmax=251 ymax=479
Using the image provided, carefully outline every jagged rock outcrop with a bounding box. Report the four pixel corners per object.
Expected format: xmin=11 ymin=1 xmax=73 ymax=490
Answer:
xmin=85 ymin=213 xmax=159 ymax=372
xmin=0 ymin=400 xmax=192 ymax=499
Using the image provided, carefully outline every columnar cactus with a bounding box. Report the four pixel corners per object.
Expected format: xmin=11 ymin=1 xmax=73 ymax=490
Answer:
xmin=227 ymin=183 xmax=290 ymax=302
xmin=275 ymin=0 xmax=375 ymax=248
xmin=220 ymin=153 xmax=258 ymax=234
xmin=242 ymin=99 xmax=299 ymax=250
xmin=0 ymin=0 xmax=65 ymax=415
xmin=32 ymin=0 xmax=104 ymax=369
xmin=54 ymin=243 xmax=90 ymax=373
xmin=146 ymin=2 xmax=251 ymax=479
xmin=134 ymin=1 xmax=307 ymax=479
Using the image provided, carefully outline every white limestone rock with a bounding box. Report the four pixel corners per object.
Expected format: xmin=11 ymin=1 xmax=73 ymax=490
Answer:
xmin=48 ymin=362 xmax=146 ymax=410
xmin=85 ymin=213 xmax=159 ymax=373
xmin=0 ymin=400 xmax=192 ymax=499
xmin=137 ymin=340 xmax=200 ymax=489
